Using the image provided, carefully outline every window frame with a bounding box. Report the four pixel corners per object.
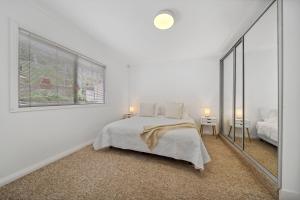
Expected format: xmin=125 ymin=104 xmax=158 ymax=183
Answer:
xmin=9 ymin=20 xmax=107 ymax=113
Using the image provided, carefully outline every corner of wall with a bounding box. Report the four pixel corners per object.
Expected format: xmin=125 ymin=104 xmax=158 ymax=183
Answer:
xmin=279 ymin=189 xmax=300 ymax=200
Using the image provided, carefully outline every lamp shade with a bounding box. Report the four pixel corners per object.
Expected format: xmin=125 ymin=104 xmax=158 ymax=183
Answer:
xmin=204 ymin=108 xmax=211 ymax=117
xmin=129 ymin=106 xmax=134 ymax=113
xmin=236 ymin=109 xmax=243 ymax=119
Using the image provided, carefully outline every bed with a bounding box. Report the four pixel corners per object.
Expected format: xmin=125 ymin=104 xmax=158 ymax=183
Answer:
xmin=256 ymin=121 xmax=278 ymax=146
xmin=93 ymin=115 xmax=211 ymax=170
xmin=256 ymin=108 xmax=278 ymax=146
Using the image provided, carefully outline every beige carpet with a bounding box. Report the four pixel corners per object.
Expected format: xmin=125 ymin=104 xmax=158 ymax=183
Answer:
xmin=0 ymin=136 xmax=276 ymax=200
xmin=233 ymin=137 xmax=278 ymax=177
xmin=245 ymin=139 xmax=278 ymax=177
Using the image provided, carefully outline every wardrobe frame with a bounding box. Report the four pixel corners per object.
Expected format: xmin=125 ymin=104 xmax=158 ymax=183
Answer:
xmin=219 ymin=0 xmax=282 ymax=187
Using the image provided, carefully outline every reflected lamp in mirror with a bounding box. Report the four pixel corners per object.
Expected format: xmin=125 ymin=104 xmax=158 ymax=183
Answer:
xmin=129 ymin=106 xmax=135 ymax=114
xmin=204 ymin=108 xmax=211 ymax=117
xmin=236 ymin=109 xmax=243 ymax=119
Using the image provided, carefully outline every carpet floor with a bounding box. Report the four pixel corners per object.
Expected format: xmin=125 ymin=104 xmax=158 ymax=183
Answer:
xmin=231 ymin=137 xmax=278 ymax=177
xmin=244 ymin=139 xmax=278 ymax=177
xmin=0 ymin=136 xmax=276 ymax=200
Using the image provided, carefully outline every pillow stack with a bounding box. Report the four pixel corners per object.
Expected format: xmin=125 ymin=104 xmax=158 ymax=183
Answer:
xmin=139 ymin=103 xmax=157 ymax=117
xmin=165 ymin=102 xmax=184 ymax=119
xmin=139 ymin=102 xmax=184 ymax=119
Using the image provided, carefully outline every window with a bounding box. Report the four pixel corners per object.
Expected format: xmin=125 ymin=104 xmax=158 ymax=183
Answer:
xmin=77 ymin=58 xmax=105 ymax=104
xmin=18 ymin=29 xmax=105 ymax=108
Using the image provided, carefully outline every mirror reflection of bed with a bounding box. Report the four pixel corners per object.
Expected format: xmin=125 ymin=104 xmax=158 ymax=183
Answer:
xmin=245 ymin=108 xmax=278 ymax=176
xmin=244 ymin=1 xmax=278 ymax=177
xmin=221 ymin=2 xmax=278 ymax=178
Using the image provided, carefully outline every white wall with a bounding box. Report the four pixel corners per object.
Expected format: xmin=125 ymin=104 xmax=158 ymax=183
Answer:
xmin=129 ymin=57 xmax=219 ymax=132
xmin=280 ymin=0 xmax=300 ymax=199
xmin=0 ymin=0 xmax=129 ymax=185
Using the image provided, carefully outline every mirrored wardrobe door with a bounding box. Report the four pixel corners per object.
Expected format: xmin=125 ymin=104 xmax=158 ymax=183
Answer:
xmin=222 ymin=51 xmax=234 ymax=142
xmin=234 ymin=41 xmax=244 ymax=149
xmin=244 ymin=1 xmax=278 ymax=177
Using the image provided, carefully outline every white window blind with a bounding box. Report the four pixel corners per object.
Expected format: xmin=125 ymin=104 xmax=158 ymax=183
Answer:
xmin=18 ymin=29 xmax=105 ymax=107
xmin=77 ymin=58 xmax=105 ymax=104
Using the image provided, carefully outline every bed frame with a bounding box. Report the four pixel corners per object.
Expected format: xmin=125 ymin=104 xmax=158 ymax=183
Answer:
xmin=257 ymin=134 xmax=278 ymax=147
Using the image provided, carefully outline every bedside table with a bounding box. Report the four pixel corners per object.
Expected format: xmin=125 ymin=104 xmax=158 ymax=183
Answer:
xmin=200 ymin=116 xmax=217 ymax=138
xmin=123 ymin=113 xmax=134 ymax=119
xmin=228 ymin=119 xmax=251 ymax=142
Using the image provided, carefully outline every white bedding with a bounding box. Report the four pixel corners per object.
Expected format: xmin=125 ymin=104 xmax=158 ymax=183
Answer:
xmin=93 ymin=116 xmax=211 ymax=169
xmin=256 ymin=121 xmax=278 ymax=143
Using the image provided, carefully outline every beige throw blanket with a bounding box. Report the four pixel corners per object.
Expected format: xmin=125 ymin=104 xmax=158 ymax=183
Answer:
xmin=140 ymin=122 xmax=199 ymax=151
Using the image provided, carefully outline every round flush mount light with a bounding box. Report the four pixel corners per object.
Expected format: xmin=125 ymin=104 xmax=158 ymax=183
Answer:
xmin=153 ymin=10 xmax=175 ymax=30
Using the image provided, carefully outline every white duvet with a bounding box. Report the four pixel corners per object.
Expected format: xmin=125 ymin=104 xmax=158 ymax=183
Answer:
xmin=256 ymin=121 xmax=278 ymax=142
xmin=93 ymin=116 xmax=211 ymax=169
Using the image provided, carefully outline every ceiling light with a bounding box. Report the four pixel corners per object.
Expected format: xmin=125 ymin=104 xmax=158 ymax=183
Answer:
xmin=154 ymin=10 xmax=174 ymax=30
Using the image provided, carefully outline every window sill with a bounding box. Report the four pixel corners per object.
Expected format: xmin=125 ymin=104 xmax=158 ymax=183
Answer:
xmin=10 ymin=103 xmax=108 ymax=113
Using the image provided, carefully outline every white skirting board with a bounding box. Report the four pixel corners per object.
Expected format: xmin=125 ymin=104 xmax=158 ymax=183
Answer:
xmin=0 ymin=140 xmax=94 ymax=187
xmin=279 ymin=189 xmax=300 ymax=200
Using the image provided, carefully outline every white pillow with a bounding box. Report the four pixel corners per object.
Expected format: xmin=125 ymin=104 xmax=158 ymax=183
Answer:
xmin=165 ymin=103 xmax=184 ymax=119
xmin=259 ymin=108 xmax=270 ymax=121
xmin=154 ymin=104 xmax=161 ymax=116
xmin=259 ymin=108 xmax=278 ymax=121
xmin=268 ymin=109 xmax=278 ymax=118
xmin=139 ymin=103 xmax=156 ymax=117
xmin=265 ymin=109 xmax=278 ymax=123
xmin=265 ymin=116 xmax=277 ymax=123
xmin=182 ymin=111 xmax=190 ymax=119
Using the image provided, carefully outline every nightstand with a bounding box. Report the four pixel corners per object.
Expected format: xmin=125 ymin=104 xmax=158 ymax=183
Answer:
xmin=200 ymin=116 xmax=217 ymax=138
xmin=228 ymin=119 xmax=251 ymax=141
xmin=123 ymin=113 xmax=134 ymax=119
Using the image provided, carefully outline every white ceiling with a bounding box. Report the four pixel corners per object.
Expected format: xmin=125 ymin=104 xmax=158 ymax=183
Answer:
xmin=33 ymin=0 xmax=272 ymax=64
